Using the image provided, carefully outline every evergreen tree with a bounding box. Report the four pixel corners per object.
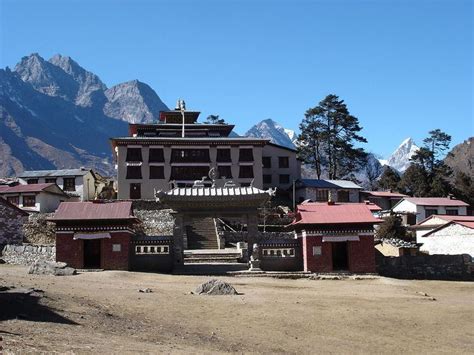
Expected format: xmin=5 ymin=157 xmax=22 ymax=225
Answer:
xmin=297 ymin=94 xmax=368 ymax=179
xmin=204 ymin=114 xmax=226 ymax=124
xmin=406 ymin=129 xmax=452 ymax=196
xmin=452 ymin=171 xmax=474 ymax=206
xmin=378 ymin=166 xmax=401 ymax=191
xmin=398 ymin=164 xmax=430 ymax=196
xmin=377 ymin=215 xmax=408 ymax=240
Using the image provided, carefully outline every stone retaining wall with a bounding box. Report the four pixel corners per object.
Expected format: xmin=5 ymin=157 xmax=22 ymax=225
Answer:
xmin=377 ymin=254 xmax=473 ymax=281
xmin=2 ymin=244 xmax=56 ymax=265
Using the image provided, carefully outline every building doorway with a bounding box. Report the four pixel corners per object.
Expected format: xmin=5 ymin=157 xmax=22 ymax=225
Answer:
xmin=84 ymin=239 xmax=101 ymax=268
xmin=332 ymin=242 xmax=348 ymax=270
xmin=130 ymin=183 xmax=141 ymax=199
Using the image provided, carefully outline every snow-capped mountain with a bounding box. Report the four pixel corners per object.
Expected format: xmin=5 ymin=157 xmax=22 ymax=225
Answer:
xmin=381 ymin=137 xmax=420 ymax=172
xmin=245 ymin=119 xmax=296 ymax=149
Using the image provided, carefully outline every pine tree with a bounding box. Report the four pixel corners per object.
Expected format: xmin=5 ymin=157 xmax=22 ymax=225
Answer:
xmin=297 ymin=94 xmax=368 ymax=179
xmin=378 ymin=166 xmax=401 ymax=191
xmin=377 ymin=215 xmax=408 ymax=240
xmin=406 ymin=129 xmax=452 ymax=196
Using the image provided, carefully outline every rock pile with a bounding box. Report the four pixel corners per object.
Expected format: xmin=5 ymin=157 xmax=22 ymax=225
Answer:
xmin=194 ymin=279 xmax=238 ymax=295
xmin=382 ymin=238 xmax=418 ymax=248
xmin=28 ymin=260 xmax=76 ymax=276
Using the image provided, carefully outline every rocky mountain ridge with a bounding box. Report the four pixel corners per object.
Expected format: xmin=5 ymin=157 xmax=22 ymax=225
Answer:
xmin=1 ymin=53 xmax=169 ymax=176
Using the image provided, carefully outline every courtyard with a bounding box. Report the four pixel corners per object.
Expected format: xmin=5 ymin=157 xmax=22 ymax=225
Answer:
xmin=0 ymin=264 xmax=473 ymax=354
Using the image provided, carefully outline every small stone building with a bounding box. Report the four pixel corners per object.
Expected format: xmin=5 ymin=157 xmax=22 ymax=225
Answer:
xmin=419 ymin=220 xmax=474 ymax=257
xmin=292 ymin=202 xmax=382 ymax=273
xmin=0 ymin=197 xmax=29 ymax=247
xmin=50 ymin=201 xmax=139 ymax=270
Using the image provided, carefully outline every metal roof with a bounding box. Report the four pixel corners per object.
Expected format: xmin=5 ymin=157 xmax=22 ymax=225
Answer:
xmin=402 ymin=197 xmax=469 ymax=207
xmin=294 ymin=202 xmax=382 ymax=225
xmin=18 ymin=169 xmax=90 ymax=178
xmin=0 ymin=183 xmax=67 ymax=195
xmin=166 ymin=186 xmax=269 ymax=197
xmin=51 ymin=201 xmax=136 ymax=221
xmin=362 ymin=191 xmax=408 ymax=198
xmin=415 ymin=214 xmax=474 ymax=226
xmin=300 ymin=179 xmax=362 ymax=189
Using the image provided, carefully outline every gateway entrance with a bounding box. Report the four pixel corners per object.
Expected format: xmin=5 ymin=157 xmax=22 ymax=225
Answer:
xmin=84 ymin=239 xmax=101 ymax=268
xmin=332 ymin=242 xmax=348 ymax=270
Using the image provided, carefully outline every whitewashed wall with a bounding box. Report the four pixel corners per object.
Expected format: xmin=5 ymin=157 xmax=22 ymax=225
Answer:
xmin=420 ymin=223 xmax=474 ymax=257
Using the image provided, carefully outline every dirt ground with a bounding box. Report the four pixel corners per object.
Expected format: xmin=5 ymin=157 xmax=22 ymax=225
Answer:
xmin=0 ymin=265 xmax=473 ymax=354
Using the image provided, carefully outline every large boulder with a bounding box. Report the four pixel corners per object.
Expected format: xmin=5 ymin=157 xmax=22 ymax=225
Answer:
xmin=194 ymin=279 xmax=238 ymax=295
xmin=28 ymin=260 xmax=76 ymax=276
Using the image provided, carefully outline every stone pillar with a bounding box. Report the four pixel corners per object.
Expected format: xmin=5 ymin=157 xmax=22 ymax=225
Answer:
xmin=171 ymin=213 xmax=185 ymax=269
xmin=246 ymin=212 xmax=259 ymax=260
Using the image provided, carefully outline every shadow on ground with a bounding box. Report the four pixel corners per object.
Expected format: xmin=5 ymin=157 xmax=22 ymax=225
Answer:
xmin=0 ymin=291 xmax=77 ymax=325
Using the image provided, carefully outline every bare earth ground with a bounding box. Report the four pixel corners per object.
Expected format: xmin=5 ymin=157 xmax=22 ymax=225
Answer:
xmin=0 ymin=265 xmax=473 ymax=354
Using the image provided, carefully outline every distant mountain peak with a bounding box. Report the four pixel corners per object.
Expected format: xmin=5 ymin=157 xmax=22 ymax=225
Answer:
xmin=383 ymin=137 xmax=420 ymax=172
xmin=103 ymin=80 xmax=169 ymax=123
xmin=245 ymin=118 xmax=296 ymax=149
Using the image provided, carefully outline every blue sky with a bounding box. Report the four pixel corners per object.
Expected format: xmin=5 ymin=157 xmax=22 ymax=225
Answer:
xmin=1 ymin=0 xmax=472 ymax=157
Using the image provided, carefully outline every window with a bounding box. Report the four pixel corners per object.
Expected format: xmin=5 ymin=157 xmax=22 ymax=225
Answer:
xmin=278 ymin=156 xmax=289 ymax=168
xmin=149 ymin=166 xmax=164 ymax=179
xmin=45 ymin=178 xmax=57 ymax=183
xmin=23 ymin=195 xmax=36 ymax=207
xmin=27 ymin=179 xmax=38 ymax=184
xmin=446 ymin=209 xmax=458 ymax=216
xmin=313 ymin=246 xmax=322 ymax=256
xmin=262 ymin=156 xmax=271 ymax=169
xmin=316 ymin=189 xmax=328 ymax=202
xmin=239 ymin=165 xmax=254 ymax=179
xmin=425 ymin=208 xmax=438 ymax=218
xmin=126 ymin=148 xmax=143 ymax=162
xmin=7 ymin=196 xmax=19 ymax=205
xmin=148 ymin=148 xmax=164 ymax=163
xmin=63 ymin=177 xmax=76 ymax=191
xmin=112 ymin=244 xmax=121 ymax=252
xmin=238 ymin=148 xmax=254 ymax=162
xmin=279 ymin=174 xmax=290 ymax=184
xmin=263 ymin=174 xmax=272 ymax=184
xmin=171 ymin=166 xmax=210 ymax=180
xmin=216 ymin=149 xmax=232 ymax=162
xmin=171 ymin=149 xmax=210 ymax=163
xmin=126 ymin=166 xmax=142 ymax=179
xmin=217 ymin=166 xmax=232 ymax=179
xmin=337 ymin=190 xmax=350 ymax=202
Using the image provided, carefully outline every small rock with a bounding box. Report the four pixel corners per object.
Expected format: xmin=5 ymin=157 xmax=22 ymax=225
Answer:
xmin=138 ymin=288 xmax=153 ymax=293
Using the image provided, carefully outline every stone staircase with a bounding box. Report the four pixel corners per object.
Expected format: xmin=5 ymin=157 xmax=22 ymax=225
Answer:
xmin=186 ymin=217 xmax=219 ymax=250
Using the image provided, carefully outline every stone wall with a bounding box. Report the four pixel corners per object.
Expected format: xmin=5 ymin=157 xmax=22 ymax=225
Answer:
xmin=23 ymin=213 xmax=56 ymax=244
xmin=376 ymin=254 xmax=473 ymax=281
xmin=0 ymin=201 xmax=27 ymax=247
xmin=2 ymin=244 xmax=55 ymax=265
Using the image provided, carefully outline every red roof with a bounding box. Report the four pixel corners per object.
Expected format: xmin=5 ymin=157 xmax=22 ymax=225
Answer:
xmin=416 ymin=214 xmax=474 ymax=226
xmin=403 ymin=197 xmax=469 ymax=207
xmin=51 ymin=201 xmax=136 ymax=221
xmin=294 ymin=202 xmax=382 ymax=225
xmin=0 ymin=183 xmax=58 ymax=193
xmin=363 ymin=191 xmax=407 ymax=198
xmin=457 ymin=221 xmax=474 ymax=229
